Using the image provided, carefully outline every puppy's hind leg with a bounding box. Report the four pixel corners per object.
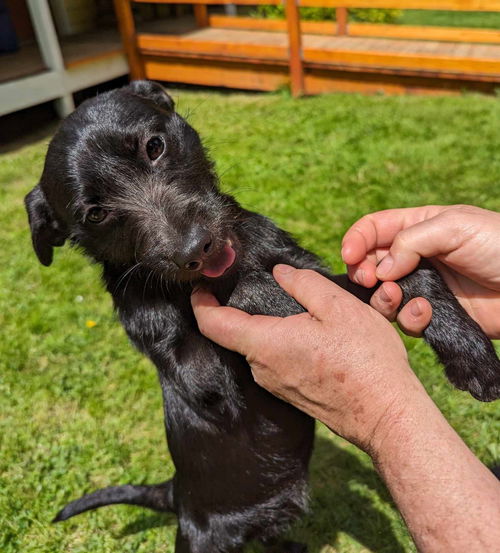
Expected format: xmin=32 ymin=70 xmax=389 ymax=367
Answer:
xmin=53 ymin=478 xmax=175 ymax=522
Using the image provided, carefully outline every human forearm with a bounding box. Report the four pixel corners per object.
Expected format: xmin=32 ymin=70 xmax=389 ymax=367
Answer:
xmin=366 ymin=382 xmax=500 ymax=553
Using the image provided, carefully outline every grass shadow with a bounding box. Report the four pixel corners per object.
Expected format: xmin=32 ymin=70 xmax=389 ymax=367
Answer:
xmin=291 ymin=435 xmax=407 ymax=553
xmin=118 ymin=511 xmax=177 ymax=538
xmin=0 ymin=104 xmax=59 ymax=154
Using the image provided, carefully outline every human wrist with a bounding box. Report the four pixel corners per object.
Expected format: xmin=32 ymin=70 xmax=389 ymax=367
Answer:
xmin=363 ymin=375 xmax=500 ymax=553
xmin=364 ymin=367 xmax=437 ymax=461
xmin=315 ymin=359 xmax=425 ymax=455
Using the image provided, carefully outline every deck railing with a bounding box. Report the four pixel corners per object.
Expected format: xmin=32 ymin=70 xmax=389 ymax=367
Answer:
xmin=113 ymin=0 xmax=500 ymax=96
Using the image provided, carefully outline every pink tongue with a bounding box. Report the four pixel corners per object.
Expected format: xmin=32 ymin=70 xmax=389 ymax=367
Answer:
xmin=201 ymin=244 xmax=236 ymax=278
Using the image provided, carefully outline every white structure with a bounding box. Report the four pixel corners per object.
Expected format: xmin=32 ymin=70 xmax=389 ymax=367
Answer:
xmin=0 ymin=0 xmax=128 ymax=117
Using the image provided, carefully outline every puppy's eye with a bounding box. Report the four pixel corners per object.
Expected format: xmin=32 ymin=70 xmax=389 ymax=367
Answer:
xmin=86 ymin=207 xmax=108 ymax=224
xmin=146 ymin=136 xmax=165 ymax=161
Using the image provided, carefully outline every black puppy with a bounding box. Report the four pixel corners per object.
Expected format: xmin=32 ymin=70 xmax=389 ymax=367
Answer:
xmin=25 ymin=81 xmax=500 ymax=553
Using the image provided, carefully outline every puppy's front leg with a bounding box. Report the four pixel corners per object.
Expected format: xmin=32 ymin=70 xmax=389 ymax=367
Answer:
xmin=333 ymin=264 xmax=500 ymax=402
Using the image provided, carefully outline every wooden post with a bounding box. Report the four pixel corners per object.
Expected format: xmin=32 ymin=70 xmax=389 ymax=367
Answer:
xmin=27 ymin=0 xmax=75 ymax=116
xmin=194 ymin=4 xmax=209 ymax=27
xmin=113 ymin=0 xmax=146 ymax=80
xmin=336 ymin=7 xmax=348 ymax=36
xmin=285 ymin=0 xmax=304 ymax=97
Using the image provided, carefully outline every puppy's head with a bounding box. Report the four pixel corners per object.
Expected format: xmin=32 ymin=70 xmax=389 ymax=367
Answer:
xmin=25 ymin=81 xmax=239 ymax=281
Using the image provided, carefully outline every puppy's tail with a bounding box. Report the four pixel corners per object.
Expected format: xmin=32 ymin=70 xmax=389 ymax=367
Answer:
xmin=53 ymin=479 xmax=175 ymax=522
xmin=398 ymin=262 xmax=500 ymax=402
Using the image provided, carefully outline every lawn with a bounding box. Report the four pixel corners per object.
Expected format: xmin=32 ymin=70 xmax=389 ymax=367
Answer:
xmin=1 ymin=89 xmax=499 ymax=553
xmin=399 ymin=10 xmax=500 ymax=29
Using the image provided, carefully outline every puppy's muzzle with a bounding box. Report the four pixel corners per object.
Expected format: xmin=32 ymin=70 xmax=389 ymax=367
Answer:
xmin=174 ymin=225 xmax=213 ymax=271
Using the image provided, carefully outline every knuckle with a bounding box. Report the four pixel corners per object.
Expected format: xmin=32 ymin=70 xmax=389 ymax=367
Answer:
xmin=247 ymin=354 xmax=268 ymax=375
xmin=392 ymin=231 xmax=412 ymax=252
xmin=352 ymin=214 xmax=372 ymax=231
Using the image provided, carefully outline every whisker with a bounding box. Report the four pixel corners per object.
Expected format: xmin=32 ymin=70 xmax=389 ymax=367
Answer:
xmin=113 ymin=262 xmax=142 ymax=294
xmin=121 ymin=263 xmax=143 ymax=300
xmin=142 ymin=268 xmax=155 ymax=302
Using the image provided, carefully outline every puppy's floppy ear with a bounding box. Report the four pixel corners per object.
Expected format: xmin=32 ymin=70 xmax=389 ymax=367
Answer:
xmin=127 ymin=80 xmax=175 ymax=111
xmin=25 ymin=185 xmax=68 ymax=266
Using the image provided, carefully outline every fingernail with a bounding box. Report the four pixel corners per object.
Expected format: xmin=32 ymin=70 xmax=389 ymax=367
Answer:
xmin=355 ymin=270 xmax=365 ymax=286
xmin=379 ymin=285 xmax=391 ymax=303
xmin=275 ymin=264 xmax=295 ymax=275
xmin=376 ymin=255 xmax=394 ymax=279
xmin=410 ymin=300 xmax=422 ymax=317
xmin=341 ymin=246 xmax=348 ymax=262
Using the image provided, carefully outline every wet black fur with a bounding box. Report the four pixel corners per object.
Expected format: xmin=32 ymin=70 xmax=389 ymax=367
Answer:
xmin=25 ymin=81 xmax=500 ymax=553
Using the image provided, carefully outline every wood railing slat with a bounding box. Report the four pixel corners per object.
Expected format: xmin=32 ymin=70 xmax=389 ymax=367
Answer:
xmin=286 ymin=0 xmax=305 ymax=95
xmin=138 ymin=33 xmax=287 ymax=61
xmin=194 ymin=4 xmax=209 ymax=26
xmin=304 ymin=46 xmax=500 ymax=75
xmin=113 ymin=0 xmax=145 ymax=79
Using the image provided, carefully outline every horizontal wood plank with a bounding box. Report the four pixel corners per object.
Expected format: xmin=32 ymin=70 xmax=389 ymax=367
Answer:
xmin=143 ymin=56 xmax=288 ymax=90
xmin=304 ymin=46 xmax=500 ymax=75
xmin=138 ymin=33 xmax=287 ymax=61
xmin=304 ymin=68 xmax=497 ymax=94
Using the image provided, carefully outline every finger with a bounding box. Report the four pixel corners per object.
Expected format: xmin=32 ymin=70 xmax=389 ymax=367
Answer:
xmin=347 ymin=248 xmax=390 ymax=287
xmin=375 ymin=214 xmax=464 ymax=281
xmin=342 ymin=206 xmax=446 ymax=266
xmin=347 ymin=259 xmax=378 ymax=288
xmin=396 ymin=298 xmax=433 ymax=338
xmin=341 ymin=226 xmax=370 ymax=265
xmin=369 ymin=282 xmax=403 ymax=322
xmin=273 ymin=265 xmax=352 ymax=321
xmin=191 ymin=287 xmax=276 ymax=354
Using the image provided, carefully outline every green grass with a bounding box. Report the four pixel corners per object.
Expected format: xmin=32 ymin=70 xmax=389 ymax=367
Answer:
xmin=1 ymin=89 xmax=500 ymax=553
xmin=399 ymin=10 xmax=500 ymax=29
xmin=253 ymin=7 xmax=500 ymax=28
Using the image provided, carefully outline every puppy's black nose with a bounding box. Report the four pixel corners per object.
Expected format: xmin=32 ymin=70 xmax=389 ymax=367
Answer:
xmin=174 ymin=226 xmax=213 ymax=271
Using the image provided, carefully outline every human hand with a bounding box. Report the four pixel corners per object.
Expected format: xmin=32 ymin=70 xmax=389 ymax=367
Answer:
xmin=341 ymin=205 xmax=500 ymax=339
xmin=192 ymin=265 xmax=427 ymax=454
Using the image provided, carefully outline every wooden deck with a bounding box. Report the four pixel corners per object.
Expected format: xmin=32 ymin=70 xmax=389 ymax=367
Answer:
xmin=135 ymin=21 xmax=500 ymax=95
xmin=112 ymin=0 xmax=500 ymax=96
xmin=139 ymin=26 xmax=500 ymax=76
